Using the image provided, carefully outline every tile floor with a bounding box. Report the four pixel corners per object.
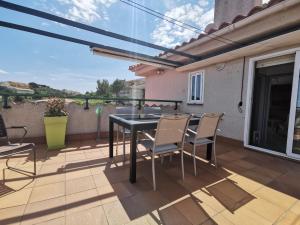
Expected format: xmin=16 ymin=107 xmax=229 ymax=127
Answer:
xmin=0 ymin=139 xmax=299 ymax=225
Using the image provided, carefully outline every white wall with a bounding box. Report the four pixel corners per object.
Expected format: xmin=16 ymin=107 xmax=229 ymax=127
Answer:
xmin=145 ymin=58 xmax=248 ymax=141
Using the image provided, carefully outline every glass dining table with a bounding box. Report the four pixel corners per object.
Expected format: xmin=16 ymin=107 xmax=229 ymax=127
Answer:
xmin=109 ymin=114 xmax=212 ymax=183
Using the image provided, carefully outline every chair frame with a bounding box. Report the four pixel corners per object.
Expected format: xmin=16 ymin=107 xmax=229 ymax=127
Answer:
xmin=142 ymin=115 xmax=191 ymax=190
xmin=0 ymin=115 xmax=36 ymax=182
xmin=188 ymin=113 xmax=224 ymax=176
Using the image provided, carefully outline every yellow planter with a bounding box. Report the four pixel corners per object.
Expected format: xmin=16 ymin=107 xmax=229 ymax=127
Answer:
xmin=44 ymin=116 xmax=68 ymax=150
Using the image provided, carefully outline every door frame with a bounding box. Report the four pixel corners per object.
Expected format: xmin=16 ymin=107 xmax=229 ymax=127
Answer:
xmin=286 ymin=51 xmax=300 ymax=159
xmin=244 ymin=47 xmax=300 ymax=159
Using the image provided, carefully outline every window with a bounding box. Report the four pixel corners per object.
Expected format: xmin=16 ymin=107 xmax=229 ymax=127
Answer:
xmin=188 ymin=71 xmax=204 ymax=104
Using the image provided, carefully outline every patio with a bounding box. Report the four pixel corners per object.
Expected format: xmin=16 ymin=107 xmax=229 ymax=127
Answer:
xmin=0 ymin=138 xmax=299 ymax=225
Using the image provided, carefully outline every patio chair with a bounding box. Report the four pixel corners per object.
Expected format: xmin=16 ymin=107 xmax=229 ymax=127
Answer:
xmin=139 ymin=114 xmax=191 ymax=190
xmin=115 ymin=106 xmax=137 ymax=159
xmin=186 ymin=113 xmax=224 ymax=176
xmin=0 ymin=114 xmax=36 ymax=180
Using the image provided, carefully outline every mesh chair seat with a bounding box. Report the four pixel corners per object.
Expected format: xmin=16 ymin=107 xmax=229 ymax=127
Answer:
xmin=187 ymin=137 xmax=214 ymax=145
xmin=0 ymin=143 xmax=34 ymax=157
xmin=139 ymin=139 xmax=178 ymax=154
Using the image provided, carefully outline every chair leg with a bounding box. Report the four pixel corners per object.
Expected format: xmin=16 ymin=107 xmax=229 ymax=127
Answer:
xmin=122 ymin=127 xmax=126 ymax=161
xmin=181 ymin=149 xmax=185 ymax=180
xmin=116 ymin=125 xmax=119 ymax=155
xmin=213 ymin=142 xmax=217 ymax=168
xmin=33 ymin=146 xmax=37 ymax=175
xmin=152 ymin=153 xmax=156 ymax=191
xmin=193 ymin=145 xmax=197 ymax=176
xmin=5 ymin=147 xmax=36 ymax=176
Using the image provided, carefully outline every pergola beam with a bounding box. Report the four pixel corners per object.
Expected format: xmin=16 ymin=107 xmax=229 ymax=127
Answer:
xmin=0 ymin=21 xmax=183 ymax=68
xmin=0 ymin=0 xmax=200 ymax=61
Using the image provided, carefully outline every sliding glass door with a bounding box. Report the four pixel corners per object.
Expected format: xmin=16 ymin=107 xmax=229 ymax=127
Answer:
xmin=246 ymin=50 xmax=300 ymax=160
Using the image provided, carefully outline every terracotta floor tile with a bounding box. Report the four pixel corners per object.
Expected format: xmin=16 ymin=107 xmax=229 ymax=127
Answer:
xmin=29 ymin=182 xmax=65 ymax=203
xmin=211 ymin=213 xmax=234 ymax=225
xmin=221 ymin=207 xmax=272 ymax=225
xmin=66 ymin=189 xmax=102 ymax=215
xmin=254 ymin=186 xmax=297 ymax=210
xmin=0 ymin=188 xmax=32 ymax=209
xmin=103 ymin=200 xmax=130 ymax=225
xmin=275 ymin=211 xmax=300 ymax=225
xmin=0 ymin=141 xmax=299 ymax=225
xmin=34 ymin=217 xmax=65 ymax=225
xmin=245 ymin=198 xmax=285 ymax=223
xmin=21 ymin=196 xmax=65 ymax=225
xmin=174 ymin=197 xmax=210 ymax=225
xmin=0 ymin=205 xmax=26 ymax=225
xmin=2 ymin=169 xmax=36 ymax=190
xmin=65 ymin=168 xmax=92 ymax=180
xmin=227 ymin=174 xmax=263 ymax=193
xmin=290 ymin=201 xmax=300 ymax=215
xmin=206 ymin=179 xmax=254 ymax=212
xmin=66 ymin=176 xmax=96 ymax=195
xmin=66 ymin=205 xmax=108 ymax=225
xmin=97 ymin=184 xmax=118 ymax=204
xmin=158 ymin=205 xmax=192 ymax=225
xmin=66 ymin=153 xmax=86 ymax=162
xmin=92 ymin=173 xmax=110 ymax=187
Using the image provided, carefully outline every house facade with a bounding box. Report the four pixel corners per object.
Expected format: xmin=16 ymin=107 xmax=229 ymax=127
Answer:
xmin=129 ymin=0 xmax=300 ymax=160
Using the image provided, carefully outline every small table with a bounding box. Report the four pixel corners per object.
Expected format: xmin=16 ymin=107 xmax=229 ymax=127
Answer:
xmin=109 ymin=114 xmax=212 ymax=183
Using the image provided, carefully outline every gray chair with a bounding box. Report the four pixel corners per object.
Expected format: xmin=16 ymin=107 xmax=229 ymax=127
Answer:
xmin=186 ymin=113 xmax=224 ymax=176
xmin=139 ymin=114 xmax=191 ymax=190
xmin=115 ymin=107 xmax=137 ymax=160
xmin=0 ymin=114 xmax=36 ymax=180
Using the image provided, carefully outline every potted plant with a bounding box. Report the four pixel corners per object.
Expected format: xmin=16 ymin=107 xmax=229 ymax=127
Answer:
xmin=44 ymin=98 xmax=68 ymax=150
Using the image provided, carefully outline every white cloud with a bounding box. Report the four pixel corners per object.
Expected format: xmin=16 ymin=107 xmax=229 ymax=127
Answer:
xmin=151 ymin=1 xmax=214 ymax=48
xmin=0 ymin=69 xmax=8 ymax=75
xmin=53 ymin=0 xmax=117 ymax=23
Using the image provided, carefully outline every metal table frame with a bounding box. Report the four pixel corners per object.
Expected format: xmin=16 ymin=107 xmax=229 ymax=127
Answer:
xmin=109 ymin=114 xmax=212 ymax=183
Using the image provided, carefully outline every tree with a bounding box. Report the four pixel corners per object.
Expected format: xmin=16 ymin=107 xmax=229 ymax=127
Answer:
xmin=96 ymin=79 xmax=110 ymax=96
xmin=110 ymin=79 xmax=126 ymax=97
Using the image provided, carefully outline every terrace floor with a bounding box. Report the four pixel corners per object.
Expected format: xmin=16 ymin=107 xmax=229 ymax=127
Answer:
xmin=0 ymin=138 xmax=299 ymax=225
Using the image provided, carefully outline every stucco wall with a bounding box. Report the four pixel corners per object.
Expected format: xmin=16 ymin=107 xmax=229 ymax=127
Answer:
xmin=145 ymin=70 xmax=188 ymax=102
xmin=0 ymin=102 xmax=178 ymax=139
xmin=145 ymin=58 xmax=248 ymax=141
xmin=1 ymin=102 xmax=117 ymax=138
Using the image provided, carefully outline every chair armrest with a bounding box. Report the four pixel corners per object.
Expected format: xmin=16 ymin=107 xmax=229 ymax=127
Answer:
xmin=6 ymin=126 xmax=28 ymax=144
xmin=143 ymin=132 xmax=155 ymax=142
xmin=187 ymin=128 xmax=197 ymax=135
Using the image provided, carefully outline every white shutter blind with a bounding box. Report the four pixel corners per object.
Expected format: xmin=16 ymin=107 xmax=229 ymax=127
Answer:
xmin=256 ymin=54 xmax=295 ymax=68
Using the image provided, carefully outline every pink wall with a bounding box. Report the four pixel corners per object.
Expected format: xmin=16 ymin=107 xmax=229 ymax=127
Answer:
xmin=145 ymin=70 xmax=188 ymax=103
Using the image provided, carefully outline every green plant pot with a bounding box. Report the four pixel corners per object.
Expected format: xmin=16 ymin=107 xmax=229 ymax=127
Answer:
xmin=44 ymin=116 xmax=68 ymax=150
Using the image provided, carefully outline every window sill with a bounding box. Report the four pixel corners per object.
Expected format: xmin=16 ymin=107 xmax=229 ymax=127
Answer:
xmin=187 ymin=102 xmax=203 ymax=105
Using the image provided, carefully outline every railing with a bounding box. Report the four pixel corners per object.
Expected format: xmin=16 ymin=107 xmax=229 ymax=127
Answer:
xmin=0 ymin=92 xmax=182 ymax=110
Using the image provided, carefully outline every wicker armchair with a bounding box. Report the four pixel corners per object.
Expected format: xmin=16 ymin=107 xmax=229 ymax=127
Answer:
xmin=0 ymin=114 xmax=36 ymax=179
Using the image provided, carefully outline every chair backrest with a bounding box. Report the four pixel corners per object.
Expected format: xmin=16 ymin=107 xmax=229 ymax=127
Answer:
xmin=116 ymin=106 xmax=137 ymax=114
xmin=154 ymin=114 xmax=191 ymax=147
xmin=0 ymin=114 xmax=8 ymax=145
xmin=196 ymin=113 xmax=224 ymax=139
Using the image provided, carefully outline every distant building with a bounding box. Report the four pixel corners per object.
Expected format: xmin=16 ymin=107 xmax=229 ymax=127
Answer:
xmin=0 ymin=81 xmax=34 ymax=94
xmin=119 ymin=78 xmax=145 ymax=99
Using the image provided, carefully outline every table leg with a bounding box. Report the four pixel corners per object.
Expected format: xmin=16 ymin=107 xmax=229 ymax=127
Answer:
xmin=109 ymin=118 xmax=114 ymax=158
xmin=129 ymin=127 xmax=137 ymax=183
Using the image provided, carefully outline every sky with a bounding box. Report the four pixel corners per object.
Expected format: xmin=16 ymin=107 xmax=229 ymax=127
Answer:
xmin=0 ymin=0 xmax=215 ymax=93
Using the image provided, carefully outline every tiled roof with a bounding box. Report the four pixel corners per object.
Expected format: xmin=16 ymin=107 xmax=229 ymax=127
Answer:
xmin=129 ymin=0 xmax=286 ymax=72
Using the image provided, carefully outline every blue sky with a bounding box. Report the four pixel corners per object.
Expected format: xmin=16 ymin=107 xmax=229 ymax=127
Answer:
xmin=0 ymin=0 xmax=214 ymax=93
